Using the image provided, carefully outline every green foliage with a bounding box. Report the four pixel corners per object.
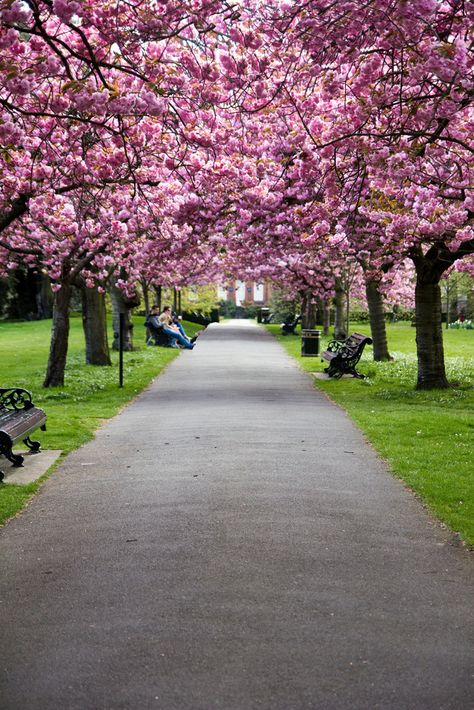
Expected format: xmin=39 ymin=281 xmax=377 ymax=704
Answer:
xmin=240 ymin=301 xmax=258 ymax=317
xmin=179 ymin=284 xmax=219 ymax=316
xmin=219 ymin=299 xmax=237 ymax=318
xmin=448 ymin=320 xmax=474 ymax=330
xmin=347 ymin=309 xmax=370 ymax=323
xmin=269 ymin=287 xmax=300 ymax=322
xmin=0 ymin=316 xmax=201 ymax=525
xmin=266 ymin=321 xmax=474 ymax=547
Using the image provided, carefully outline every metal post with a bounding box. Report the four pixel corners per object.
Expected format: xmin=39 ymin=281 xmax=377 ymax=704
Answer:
xmin=119 ymin=312 xmax=124 ymax=387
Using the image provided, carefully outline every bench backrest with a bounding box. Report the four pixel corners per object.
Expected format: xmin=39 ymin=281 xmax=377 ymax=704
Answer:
xmin=283 ymin=314 xmax=301 ymax=327
xmin=0 ymin=388 xmax=34 ymax=411
xmin=345 ymin=332 xmax=372 ymax=350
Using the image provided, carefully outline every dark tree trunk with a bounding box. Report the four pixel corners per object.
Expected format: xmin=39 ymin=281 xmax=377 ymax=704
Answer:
xmin=43 ymin=282 xmax=72 ymax=387
xmin=7 ymin=268 xmax=39 ymax=320
xmin=301 ymin=293 xmax=317 ymax=329
xmin=81 ymin=287 xmax=111 ymax=365
xmin=110 ymin=283 xmax=135 ymax=351
xmin=415 ymin=278 xmax=449 ymax=389
xmin=409 ymin=243 xmax=459 ymax=390
xmin=322 ymin=299 xmax=330 ymax=336
xmin=410 ymin=236 xmax=474 ymax=388
xmin=36 ymin=273 xmax=53 ymax=319
xmin=445 ymin=286 xmax=450 ymax=329
xmin=334 ymin=280 xmax=346 ymax=340
xmin=315 ymin=298 xmax=323 ymax=328
xmin=141 ymin=279 xmax=150 ymax=315
xmin=141 ymin=280 xmax=151 ymax=343
xmin=300 ymin=292 xmax=308 ymax=327
xmin=153 ymin=285 xmax=162 ymax=311
xmin=365 ymin=279 xmax=391 ymax=361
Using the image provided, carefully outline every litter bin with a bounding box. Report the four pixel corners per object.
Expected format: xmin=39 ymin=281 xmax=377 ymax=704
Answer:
xmin=301 ymin=329 xmax=321 ymax=357
xmin=257 ymin=307 xmax=270 ymax=324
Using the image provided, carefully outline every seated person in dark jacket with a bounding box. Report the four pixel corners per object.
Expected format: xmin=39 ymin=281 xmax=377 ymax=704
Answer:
xmin=159 ymin=306 xmax=198 ymax=344
xmin=145 ymin=308 xmax=172 ymax=347
xmin=146 ymin=306 xmax=195 ymax=349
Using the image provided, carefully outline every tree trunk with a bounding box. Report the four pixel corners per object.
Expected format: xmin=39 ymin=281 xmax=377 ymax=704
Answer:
xmin=302 ymin=294 xmax=317 ymax=329
xmin=366 ymin=279 xmax=391 ymax=361
xmin=334 ymin=280 xmax=346 ymax=340
xmin=36 ymin=273 xmax=53 ymax=319
xmin=110 ymin=284 xmax=134 ymax=351
xmin=153 ymin=285 xmax=162 ymax=311
xmin=7 ymin=268 xmax=39 ymax=320
xmin=141 ymin=279 xmax=150 ymax=316
xmin=82 ymin=287 xmax=111 ymax=365
xmin=445 ymin=285 xmax=450 ymax=330
xmin=415 ymin=277 xmax=449 ymax=389
xmin=315 ymin=298 xmax=323 ymax=328
xmin=43 ymin=282 xmax=72 ymax=387
xmin=300 ymin=292 xmax=308 ymax=328
xmin=322 ymin=299 xmax=330 ymax=336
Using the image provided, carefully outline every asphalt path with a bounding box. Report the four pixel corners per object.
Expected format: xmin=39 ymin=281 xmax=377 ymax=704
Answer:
xmin=1 ymin=320 xmax=473 ymax=709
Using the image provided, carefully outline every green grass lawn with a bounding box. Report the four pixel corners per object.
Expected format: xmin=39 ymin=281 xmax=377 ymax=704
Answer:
xmin=0 ymin=315 xmax=201 ymax=525
xmin=266 ymin=321 xmax=474 ymax=548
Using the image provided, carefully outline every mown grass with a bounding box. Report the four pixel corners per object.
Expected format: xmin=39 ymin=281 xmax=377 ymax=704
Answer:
xmin=0 ymin=315 xmax=201 ymax=525
xmin=266 ymin=321 xmax=474 ymax=548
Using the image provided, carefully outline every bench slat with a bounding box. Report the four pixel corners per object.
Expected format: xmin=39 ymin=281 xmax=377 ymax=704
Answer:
xmin=0 ymin=407 xmax=47 ymax=445
xmin=0 ymin=388 xmax=47 ymax=481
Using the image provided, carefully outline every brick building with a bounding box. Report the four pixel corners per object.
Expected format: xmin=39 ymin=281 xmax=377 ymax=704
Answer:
xmin=218 ymin=280 xmax=272 ymax=307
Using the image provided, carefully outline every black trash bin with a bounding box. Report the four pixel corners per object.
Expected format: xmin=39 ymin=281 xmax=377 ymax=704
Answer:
xmin=258 ymin=307 xmax=270 ymax=324
xmin=301 ymin=329 xmax=321 ymax=357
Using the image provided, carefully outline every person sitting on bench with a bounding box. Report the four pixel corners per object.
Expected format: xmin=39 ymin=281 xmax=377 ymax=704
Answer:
xmin=146 ymin=306 xmax=195 ymax=349
xmin=159 ymin=306 xmax=198 ymax=348
xmin=161 ymin=307 xmax=199 ymax=343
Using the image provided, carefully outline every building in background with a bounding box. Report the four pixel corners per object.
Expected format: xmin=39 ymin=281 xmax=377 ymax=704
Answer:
xmin=218 ymin=280 xmax=272 ymax=307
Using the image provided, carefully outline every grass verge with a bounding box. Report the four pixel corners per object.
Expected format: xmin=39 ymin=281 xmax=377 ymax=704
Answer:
xmin=0 ymin=315 xmax=201 ymax=525
xmin=266 ymin=321 xmax=474 ymax=548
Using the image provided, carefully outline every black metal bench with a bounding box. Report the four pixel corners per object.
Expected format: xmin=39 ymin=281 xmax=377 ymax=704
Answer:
xmin=281 ymin=315 xmax=301 ymax=335
xmin=321 ymin=332 xmax=373 ymax=379
xmin=144 ymin=316 xmax=174 ymax=347
xmin=0 ymin=388 xmax=47 ymax=482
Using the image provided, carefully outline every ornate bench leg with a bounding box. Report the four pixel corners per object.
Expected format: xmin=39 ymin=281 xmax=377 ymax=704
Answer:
xmin=0 ymin=444 xmax=24 ymax=468
xmin=23 ymin=436 xmax=41 ymax=453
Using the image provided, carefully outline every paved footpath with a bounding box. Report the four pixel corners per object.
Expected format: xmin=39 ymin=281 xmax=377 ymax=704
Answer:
xmin=1 ymin=321 xmax=473 ymax=710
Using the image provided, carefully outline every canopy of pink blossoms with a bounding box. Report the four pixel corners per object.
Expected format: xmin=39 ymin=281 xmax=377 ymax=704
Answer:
xmin=0 ymin=0 xmax=473 ymax=302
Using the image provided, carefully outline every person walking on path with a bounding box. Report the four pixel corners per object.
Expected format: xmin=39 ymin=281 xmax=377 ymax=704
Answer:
xmin=0 ymin=320 xmax=473 ymax=710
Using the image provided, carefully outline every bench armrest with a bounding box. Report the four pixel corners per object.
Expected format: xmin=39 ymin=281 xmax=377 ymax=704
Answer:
xmin=325 ymin=339 xmax=343 ymax=353
xmin=0 ymin=388 xmax=34 ymax=411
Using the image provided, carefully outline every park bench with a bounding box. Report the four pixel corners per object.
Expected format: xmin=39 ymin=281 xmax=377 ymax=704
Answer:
xmin=281 ymin=315 xmax=301 ymax=335
xmin=321 ymin=332 xmax=373 ymax=379
xmin=0 ymin=388 xmax=47 ymax=482
xmin=144 ymin=316 xmax=174 ymax=347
